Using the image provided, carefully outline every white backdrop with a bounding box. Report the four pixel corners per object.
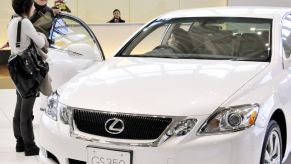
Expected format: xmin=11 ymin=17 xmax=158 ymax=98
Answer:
xmin=228 ymin=0 xmax=291 ymax=7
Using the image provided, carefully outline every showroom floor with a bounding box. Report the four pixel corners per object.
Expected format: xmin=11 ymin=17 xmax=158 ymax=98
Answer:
xmin=1 ymin=89 xmax=291 ymax=164
xmin=0 ymin=89 xmax=42 ymax=163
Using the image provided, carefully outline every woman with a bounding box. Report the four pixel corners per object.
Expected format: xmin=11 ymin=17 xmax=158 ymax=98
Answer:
xmin=8 ymin=0 xmax=45 ymax=156
xmin=108 ymin=9 xmax=125 ymax=23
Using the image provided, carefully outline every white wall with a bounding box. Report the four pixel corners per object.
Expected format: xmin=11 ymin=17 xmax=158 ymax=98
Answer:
xmin=0 ymin=0 xmax=13 ymax=50
xmin=0 ymin=0 xmax=227 ymax=53
xmin=228 ymin=0 xmax=291 ymax=7
xmin=46 ymin=0 xmax=227 ymax=23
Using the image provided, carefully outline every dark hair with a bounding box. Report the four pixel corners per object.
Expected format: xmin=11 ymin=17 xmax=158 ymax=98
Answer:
xmin=12 ymin=0 xmax=34 ymax=16
xmin=113 ymin=9 xmax=120 ymax=13
xmin=171 ymin=28 xmax=193 ymax=53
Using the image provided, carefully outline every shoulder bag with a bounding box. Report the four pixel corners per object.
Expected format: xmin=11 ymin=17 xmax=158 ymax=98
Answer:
xmin=8 ymin=18 xmax=49 ymax=98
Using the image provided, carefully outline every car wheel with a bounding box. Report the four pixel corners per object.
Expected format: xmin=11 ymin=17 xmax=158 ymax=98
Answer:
xmin=260 ymin=120 xmax=282 ymax=164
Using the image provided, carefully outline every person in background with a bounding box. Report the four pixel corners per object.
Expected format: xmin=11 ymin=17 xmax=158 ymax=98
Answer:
xmin=8 ymin=0 xmax=46 ymax=156
xmin=0 ymin=0 xmax=60 ymax=49
xmin=54 ymin=0 xmax=71 ymax=13
xmin=31 ymin=0 xmax=60 ymax=40
xmin=108 ymin=9 xmax=125 ymax=23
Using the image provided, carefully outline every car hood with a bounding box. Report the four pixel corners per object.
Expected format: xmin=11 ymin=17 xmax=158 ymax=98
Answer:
xmin=58 ymin=57 xmax=268 ymax=116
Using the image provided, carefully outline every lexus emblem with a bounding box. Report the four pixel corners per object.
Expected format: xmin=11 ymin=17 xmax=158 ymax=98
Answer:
xmin=105 ymin=118 xmax=125 ymax=134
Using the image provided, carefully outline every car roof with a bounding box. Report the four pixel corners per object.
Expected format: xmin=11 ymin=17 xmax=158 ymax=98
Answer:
xmin=158 ymin=6 xmax=291 ymax=20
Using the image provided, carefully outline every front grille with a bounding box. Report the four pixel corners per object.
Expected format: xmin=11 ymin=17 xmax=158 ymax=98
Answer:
xmin=73 ymin=109 xmax=172 ymax=140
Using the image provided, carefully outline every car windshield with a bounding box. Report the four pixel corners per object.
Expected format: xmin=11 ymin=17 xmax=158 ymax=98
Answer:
xmin=120 ymin=17 xmax=272 ymax=61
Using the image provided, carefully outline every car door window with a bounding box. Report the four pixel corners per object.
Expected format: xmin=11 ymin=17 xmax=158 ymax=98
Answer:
xmin=282 ymin=14 xmax=291 ymax=58
xmin=49 ymin=15 xmax=104 ymax=60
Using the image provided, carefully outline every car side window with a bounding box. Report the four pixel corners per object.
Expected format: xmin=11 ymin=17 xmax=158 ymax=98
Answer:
xmin=282 ymin=14 xmax=291 ymax=58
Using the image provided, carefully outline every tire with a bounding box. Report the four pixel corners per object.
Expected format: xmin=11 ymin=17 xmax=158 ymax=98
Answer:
xmin=260 ymin=120 xmax=283 ymax=164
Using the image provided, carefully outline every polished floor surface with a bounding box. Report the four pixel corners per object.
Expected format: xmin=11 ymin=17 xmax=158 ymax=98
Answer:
xmin=0 ymin=89 xmax=291 ymax=164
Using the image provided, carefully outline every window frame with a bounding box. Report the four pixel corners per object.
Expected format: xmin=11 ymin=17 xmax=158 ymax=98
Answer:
xmin=49 ymin=13 xmax=105 ymax=60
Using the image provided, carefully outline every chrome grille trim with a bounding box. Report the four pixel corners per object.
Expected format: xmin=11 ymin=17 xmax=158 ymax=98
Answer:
xmin=68 ymin=107 xmax=187 ymax=147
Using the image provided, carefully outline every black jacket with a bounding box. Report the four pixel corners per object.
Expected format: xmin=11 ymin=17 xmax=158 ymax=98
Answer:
xmin=108 ymin=18 xmax=125 ymax=23
xmin=30 ymin=3 xmax=55 ymax=39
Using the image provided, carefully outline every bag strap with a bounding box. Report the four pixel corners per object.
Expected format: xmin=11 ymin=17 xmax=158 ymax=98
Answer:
xmin=16 ymin=19 xmax=22 ymax=48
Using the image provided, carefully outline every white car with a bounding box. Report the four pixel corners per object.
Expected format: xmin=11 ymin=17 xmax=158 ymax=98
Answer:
xmin=39 ymin=7 xmax=291 ymax=164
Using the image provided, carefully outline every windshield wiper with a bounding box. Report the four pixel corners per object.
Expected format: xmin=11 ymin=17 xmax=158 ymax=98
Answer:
xmin=230 ymin=58 xmax=267 ymax=62
xmin=184 ymin=56 xmax=234 ymax=60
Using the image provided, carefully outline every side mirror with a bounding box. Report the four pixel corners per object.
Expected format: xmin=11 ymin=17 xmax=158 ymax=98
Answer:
xmin=67 ymin=43 xmax=96 ymax=58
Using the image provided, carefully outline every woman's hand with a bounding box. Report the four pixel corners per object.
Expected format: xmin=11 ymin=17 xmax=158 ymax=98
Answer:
xmin=52 ymin=8 xmax=61 ymax=16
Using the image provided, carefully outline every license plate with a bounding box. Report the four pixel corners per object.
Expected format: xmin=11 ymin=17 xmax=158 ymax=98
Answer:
xmin=87 ymin=147 xmax=132 ymax=164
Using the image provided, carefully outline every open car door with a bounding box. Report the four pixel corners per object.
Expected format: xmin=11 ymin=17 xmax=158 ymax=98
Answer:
xmin=39 ymin=13 xmax=105 ymax=109
xmin=47 ymin=13 xmax=105 ymax=90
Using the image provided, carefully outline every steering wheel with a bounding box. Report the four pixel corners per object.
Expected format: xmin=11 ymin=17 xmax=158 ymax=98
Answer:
xmin=153 ymin=45 xmax=178 ymax=53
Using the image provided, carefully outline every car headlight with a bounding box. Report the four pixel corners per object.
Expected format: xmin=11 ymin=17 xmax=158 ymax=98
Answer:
xmin=198 ymin=104 xmax=259 ymax=135
xmin=46 ymin=91 xmax=70 ymax=124
xmin=46 ymin=91 xmax=59 ymax=121
xmin=166 ymin=118 xmax=197 ymax=136
xmin=158 ymin=118 xmax=197 ymax=145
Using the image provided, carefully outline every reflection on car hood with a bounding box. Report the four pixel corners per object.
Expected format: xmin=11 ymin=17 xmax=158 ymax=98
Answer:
xmin=58 ymin=57 xmax=268 ymax=116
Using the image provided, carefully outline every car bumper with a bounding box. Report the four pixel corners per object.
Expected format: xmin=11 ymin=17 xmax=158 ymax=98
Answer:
xmin=39 ymin=113 xmax=266 ymax=164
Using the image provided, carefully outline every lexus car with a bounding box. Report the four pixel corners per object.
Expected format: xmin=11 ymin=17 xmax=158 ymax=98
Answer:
xmin=39 ymin=7 xmax=291 ymax=164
